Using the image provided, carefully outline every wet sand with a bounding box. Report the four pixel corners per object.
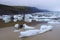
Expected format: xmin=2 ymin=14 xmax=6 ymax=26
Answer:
xmin=0 ymin=22 xmax=60 ymax=40
xmin=0 ymin=20 xmax=41 ymax=28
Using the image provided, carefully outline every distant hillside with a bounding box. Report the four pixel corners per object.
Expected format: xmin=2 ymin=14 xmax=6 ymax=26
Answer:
xmin=0 ymin=4 xmax=50 ymax=15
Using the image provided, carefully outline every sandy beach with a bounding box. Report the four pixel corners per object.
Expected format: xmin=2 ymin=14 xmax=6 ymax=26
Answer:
xmin=0 ymin=21 xmax=60 ymax=40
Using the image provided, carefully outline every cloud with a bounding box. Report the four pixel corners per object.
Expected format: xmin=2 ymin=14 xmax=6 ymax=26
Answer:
xmin=0 ymin=0 xmax=60 ymax=11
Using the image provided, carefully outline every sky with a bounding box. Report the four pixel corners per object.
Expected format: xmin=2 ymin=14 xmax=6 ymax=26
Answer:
xmin=0 ymin=0 xmax=60 ymax=11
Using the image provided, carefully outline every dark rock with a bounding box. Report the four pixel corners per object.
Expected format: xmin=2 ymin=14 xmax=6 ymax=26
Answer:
xmin=0 ymin=4 xmax=50 ymax=15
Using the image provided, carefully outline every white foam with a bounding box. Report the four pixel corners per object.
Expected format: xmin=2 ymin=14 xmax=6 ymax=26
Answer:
xmin=48 ymin=21 xmax=60 ymax=24
xmin=2 ymin=15 xmax=11 ymax=23
xmin=17 ymin=15 xmax=23 ymax=21
xmin=24 ymin=14 xmax=32 ymax=22
xmin=19 ymin=25 xmax=53 ymax=38
xmin=39 ymin=25 xmax=53 ymax=33
xmin=19 ymin=29 xmax=40 ymax=38
xmin=23 ymin=24 xmax=35 ymax=30
xmin=14 ymin=24 xmax=19 ymax=28
xmin=14 ymin=30 xmax=20 ymax=32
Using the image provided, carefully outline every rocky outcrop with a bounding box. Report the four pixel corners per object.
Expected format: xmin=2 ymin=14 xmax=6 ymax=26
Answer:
xmin=0 ymin=4 xmax=49 ymax=15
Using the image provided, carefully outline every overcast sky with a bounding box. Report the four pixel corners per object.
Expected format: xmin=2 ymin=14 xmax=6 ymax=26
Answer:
xmin=0 ymin=0 xmax=60 ymax=11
